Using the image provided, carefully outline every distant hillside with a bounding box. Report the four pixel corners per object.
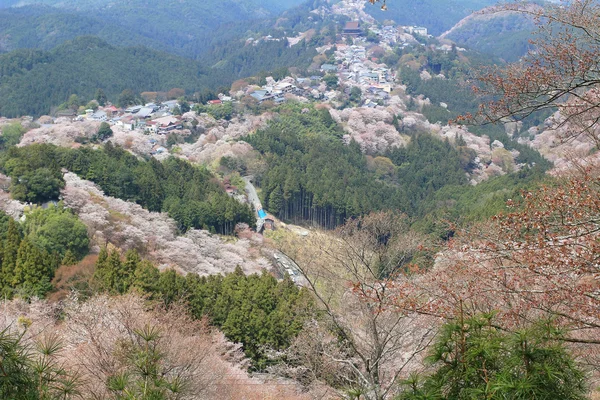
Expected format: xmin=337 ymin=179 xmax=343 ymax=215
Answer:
xmin=0 ymin=36 xmax=210 ymax=117
xmin=0 ymin=0 xmax=306 ymax=57
xmin=364 ymin=0 xmax=497 ymax=36
xmin=0 ymin=6 xmax=156 ymax=53
xmin=0 ymin=31 xmax=320 ymax=118
xmin=441 ymin=8 xmax=536 ymax=62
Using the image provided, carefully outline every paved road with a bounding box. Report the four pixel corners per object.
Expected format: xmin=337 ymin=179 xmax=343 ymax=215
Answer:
xmin=242 ymin=176 xmax=264 ymax=231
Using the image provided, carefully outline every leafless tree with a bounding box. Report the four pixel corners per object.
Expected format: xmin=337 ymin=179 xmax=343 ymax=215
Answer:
xmin=281 ymin=212 xmax=436 ymax=400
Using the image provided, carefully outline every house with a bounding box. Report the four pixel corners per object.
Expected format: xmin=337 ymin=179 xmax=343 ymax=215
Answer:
xmin=125 ymin=105 xmax=142 ymax=114
xmin=207 ymin=99 xmax=222 ymax=105
xmin=250 ymin=90 xmax=269 ymax=102
xmin=117 ymin=116 xmax=135 ymax=130
xmin=145 ymin=121 xmax=158 ymax=134
xmin=406 ymin=26 xmax=428 ymax=36
xmin=151 ymin=145 xmax=168 ymax=155
xmin=343 ymin=21 xmax=362 ymax=36
xmin=91 ymin=110 xmax=107 ymax=121
xmin=162 ymin=100 xmax=179 ymax=110
xmin=56 ymin=109 xmax=76 ymax=118
xmin=274 ymin=82 xmax=295 ymax=93
xmin=154 ymin=116 xmax=182 ymax=133
xmin=136 ymin=107 xmax=154 ymax=119
xmin=104 ymin=105 xmax=119 ymax=116
xmin=321 ymin=64 xmax=338 ymax=73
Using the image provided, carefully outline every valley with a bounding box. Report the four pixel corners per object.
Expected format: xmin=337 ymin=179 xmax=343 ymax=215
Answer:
xmin=0 ymin=0 xmax=599 ymax=399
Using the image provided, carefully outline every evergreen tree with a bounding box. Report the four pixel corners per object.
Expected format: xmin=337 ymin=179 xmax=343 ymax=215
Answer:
xmin=12 ymin=238 xmax=53 ymax=298
xmin=132 ymin=260 xmax=160 ymax=294
xmin=399 ymin=313 xmax=587 ymax=400
xmin=118 ymin=249 xmax=140 ymax=294
xmin=104 ymin=249 xmax=123 ymax=294
xmin=94 ymin=122 xmax=113 ymax=142
xmin=267 ymin=186 xmax=283 ymax=215
xmin=94 ymin=88 xmax=107 ymax=106
xmin=1 ymin=219 xmax=21 ymax=296
xmin=61 ymin=249 xmax=78 ymax=266
xmin=158 ymin=269 xmax=187 ymax=306
xmin=93 ymin=247 xmax=111 ymax=292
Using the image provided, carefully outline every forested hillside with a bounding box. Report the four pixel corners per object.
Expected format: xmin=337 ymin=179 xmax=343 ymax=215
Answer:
xmin=0 ymin=37 xmax=208 ymax=117
xmin=0 ymin=6 xmax=155 ymax=52
xmin=1 ymin=143 xmax=255 ymax=235
xmin=243 ymin=105 xmax=537 ymax=230
xmin=365 ymin=0 xmax=497 ymax=35
xmin=0 ymin=0 xmax=306 ymax=57
xmin=2 ymin=0 xmax=600 ymax=398
xmin=442 ymin=10 xmax=535 ymax=62
xmin=0 ymin=35 xmax=319 ymax=117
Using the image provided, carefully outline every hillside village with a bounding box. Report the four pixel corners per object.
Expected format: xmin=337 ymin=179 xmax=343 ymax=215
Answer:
xmin=4 ymin=4 xmax=571 ymax=207
xmin=2 ymin=0 xmax=600 ymax=399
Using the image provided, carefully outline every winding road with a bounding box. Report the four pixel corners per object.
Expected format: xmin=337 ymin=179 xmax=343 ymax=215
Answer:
xmin=242 ymin=176 xmax=264 ymax=232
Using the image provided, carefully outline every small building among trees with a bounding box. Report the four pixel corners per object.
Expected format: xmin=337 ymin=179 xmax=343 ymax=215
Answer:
xmin=343 ymin=21 xmax=362 ymax=36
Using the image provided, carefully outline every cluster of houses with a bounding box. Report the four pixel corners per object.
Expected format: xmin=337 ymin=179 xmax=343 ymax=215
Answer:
xmin=250 ymin=78 xmax=300 ymax=104
xmin=333 ymin=43 xmax=394 ymax=105
xmin=248 ymin=74 xmax=339 ymax=104
xmin=75 ymin=100 xmax=187 ymax=134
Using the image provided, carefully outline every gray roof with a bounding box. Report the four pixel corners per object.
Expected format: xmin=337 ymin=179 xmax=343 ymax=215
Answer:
xmin=136 ymin=107 xmax=154 ymax=118
xmin=251 ymin=90 xmax=268 ymax=101
xmin=91 ymin=111 xmax=107 ymax=119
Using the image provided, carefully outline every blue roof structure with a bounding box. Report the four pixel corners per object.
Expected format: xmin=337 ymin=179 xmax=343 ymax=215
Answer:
xmin=258 ymin=209 xmax=267 ymax=219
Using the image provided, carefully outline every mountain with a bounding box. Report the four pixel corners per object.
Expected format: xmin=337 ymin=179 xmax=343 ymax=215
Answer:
xmin=0 ymin=30 xmax=320 ymax=118
xmin=441 ymin=7 xmax=536 ymax=62
xmin=0 ymin=6 xmax=155 ymax=53
xmin=364 ymin=0 xmax=498 ymax=36
xmin=0 ymin=36 xmax=210 ymax=117
xmin=0 ymin=0 xmax=307 ymax=58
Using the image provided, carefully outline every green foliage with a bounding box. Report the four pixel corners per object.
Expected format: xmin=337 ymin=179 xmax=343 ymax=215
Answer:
xmin=247 ymin=105 xmax=399 ymax=228
xmin=0 ymin=205 xmax=88 ymax=299
xmin=12 ymin=237 xmax=54 ymax=299
xmin=0 ymin=123 xmax=26 ymax=150
xmin=445 ymin=13 xmax=535 ymax=62
xmin=10 ymin=168 xmax=64 ymax=204
xmin=94 ymin=88 xmax=107 ymax=106
xmin=93 ymin=252 xmax=311 ymax=370
xmin=93 ymin=248 xmax=136 ymax=295
xmin=0 ymin=37 xmax=207 ymax=118
xmin=0 ymin=27 xmax=318 ymax=118
xmin=21 ymin=204 xmax=90 ymax=261
xmin=0 ymin=327 xmax=81 ymax=399
xmin=61 ymin=249 xmax=77 ymax=266
xmin=117 ymin=89 xmax=137 ymax=108
xmin=107 ymin=324 xmax=183 ymax=400
xmin=385 ymin=134 xmax=468 ymax=214
xmin=414 ymin=168 xmax=548 ymax=238
xmin=247 ymin=106 xmax=479 ymax=228
xmin=322 ymin=73 xmax=339 ymax=89
xmin=94 ymin=121 xmax=113 ymax=141
xmin=184 ymin=267 xmax=311 ymax=370
xmin=349 ymin=86 xmax=362 ymax=104
xmin=194 ymin=102 xmax=234 ymax=121
xmin=2 ymin=144 xmax=64 ymax=204
xmin=398 ymin=314 xmax=587 ymax=400
xmin=0 ymin=218 xmax=22 ymax=297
